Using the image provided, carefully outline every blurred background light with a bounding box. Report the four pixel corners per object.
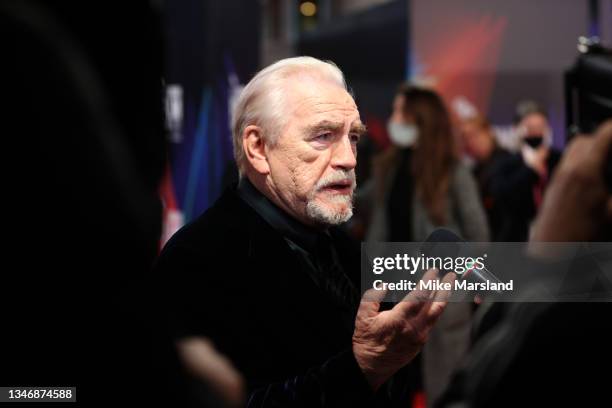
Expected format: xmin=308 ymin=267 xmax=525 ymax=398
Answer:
xmin=300 ymin=1 xmax=317 ymax=17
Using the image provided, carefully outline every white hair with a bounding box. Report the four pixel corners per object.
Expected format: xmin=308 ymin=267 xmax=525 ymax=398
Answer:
xmin=231 ymin=56 xmax=347 ymax=176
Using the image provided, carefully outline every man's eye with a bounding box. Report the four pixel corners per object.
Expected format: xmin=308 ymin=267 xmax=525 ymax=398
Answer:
xmin=315 ymin=133 xmax=333 ymax=142
xmin=350 ymin=133 xmax=361 ymax=144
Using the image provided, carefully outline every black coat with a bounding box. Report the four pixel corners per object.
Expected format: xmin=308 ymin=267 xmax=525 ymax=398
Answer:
xmin=151 ymin=187 xmax=387 ymax=407
xmin=436 ymin=301 xmax=612 ymax=407
xmin=490 ymin=149 xmax=561 ymax=241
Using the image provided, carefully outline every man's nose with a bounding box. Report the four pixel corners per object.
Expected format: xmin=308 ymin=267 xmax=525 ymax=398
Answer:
xmin=331 ymin=136 xmax=357 ymax=170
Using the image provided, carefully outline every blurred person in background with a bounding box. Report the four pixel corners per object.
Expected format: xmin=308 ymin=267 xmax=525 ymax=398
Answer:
xmin=363 ymin=84 xmax=489 ymax=407
xmin=437 ymin=121 xmax=612 ymax=408
xmin=459 ymin=116 xmax=511 ymax=241
xmin=490 ymin=101 xmax=561 ymax=241
xmin=0 ymin=1 xmax=225 ymax=407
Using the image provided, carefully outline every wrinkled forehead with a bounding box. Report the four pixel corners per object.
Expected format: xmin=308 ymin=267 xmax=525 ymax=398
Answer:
xmin=283 ymin=75 xmax=358 ymax=122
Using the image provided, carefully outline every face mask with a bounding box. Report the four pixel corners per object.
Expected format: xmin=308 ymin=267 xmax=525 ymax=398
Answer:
xmin=388 ymin=122 xmax=419 ymax=147
xmin=523 ymin=134 xmax=544 ymax=149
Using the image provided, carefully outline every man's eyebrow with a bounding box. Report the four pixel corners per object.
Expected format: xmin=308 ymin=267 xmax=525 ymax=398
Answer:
xmin=304 ymin=120 xmax=367 ymax=136
xmin=350 ymin=122 xmax=367 ymax=136
xmin=304 ymin=120 xmax=345 ymax=134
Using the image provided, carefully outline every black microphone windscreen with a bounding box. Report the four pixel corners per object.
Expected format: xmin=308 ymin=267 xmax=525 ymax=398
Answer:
xmin=424 ymin=228 xmax=465 ymax=243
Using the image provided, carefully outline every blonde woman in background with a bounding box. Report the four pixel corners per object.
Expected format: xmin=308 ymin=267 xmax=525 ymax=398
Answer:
xmin=362 ymin=84 xmax=489 ymax=407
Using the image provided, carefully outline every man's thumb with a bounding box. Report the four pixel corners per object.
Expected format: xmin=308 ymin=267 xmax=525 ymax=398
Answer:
xmin=357 ymin=288 xmax=387 ymax=318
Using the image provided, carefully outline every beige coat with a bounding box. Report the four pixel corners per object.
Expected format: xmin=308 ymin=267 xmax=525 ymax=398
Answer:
xmin=359 ymin=147 xmax=490 ymax=407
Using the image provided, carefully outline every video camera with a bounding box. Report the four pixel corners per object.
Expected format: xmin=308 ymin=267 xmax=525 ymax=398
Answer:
xmin=565 ymin=37 xmax=612 ymax=191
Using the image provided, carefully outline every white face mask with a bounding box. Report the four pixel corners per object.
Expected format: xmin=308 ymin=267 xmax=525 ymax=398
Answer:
xmin=387 ymin=122 xmax=419 ymax=147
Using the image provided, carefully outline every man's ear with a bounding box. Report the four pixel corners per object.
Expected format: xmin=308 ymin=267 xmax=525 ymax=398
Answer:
xmin=243 ymin=125 xmax=270 ymax=175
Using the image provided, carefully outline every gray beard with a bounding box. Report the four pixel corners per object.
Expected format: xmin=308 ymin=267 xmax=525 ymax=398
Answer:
xmin=305 ymin=193 xmax=353 ymax=226
xmin=304 ymin=169 xmax=356 ymax=226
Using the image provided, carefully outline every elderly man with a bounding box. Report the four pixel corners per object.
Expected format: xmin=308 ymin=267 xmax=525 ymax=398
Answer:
xmin=153 ymin=57 xmax=449 ymax=406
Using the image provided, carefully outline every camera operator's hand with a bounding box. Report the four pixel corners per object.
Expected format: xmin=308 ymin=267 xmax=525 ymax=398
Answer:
xmin=352 ymin=269 xmax=453 ymax=390
xmin=531 ymin=120 xmax=612 ymax=241
xmin=176 ymin=337 xmax=245 ymax=407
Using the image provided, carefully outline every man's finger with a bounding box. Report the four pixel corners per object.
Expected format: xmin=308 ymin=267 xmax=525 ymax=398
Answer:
xmin=394 ymin=268 xmax=439 ymax=317
xmin=425 ymin=300 xmax=448 ymax=324
xmin=593 ymin=120 xmax=612 ymax=150
xmin=432 ymin=272 xmax=455 ymax=302
xmin=358 ymin=288 xmax=387 ymax=318
xmin=406 ymin=268 xmax=438 ymax=301
xmin=581 ymin=120 xmax=612 ymax=168
xmin=418 ymin=272 xmax=454 ymax=323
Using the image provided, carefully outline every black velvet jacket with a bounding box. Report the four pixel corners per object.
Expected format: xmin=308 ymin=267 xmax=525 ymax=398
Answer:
xmin=152 ymin=184 xmax=387 ymax=407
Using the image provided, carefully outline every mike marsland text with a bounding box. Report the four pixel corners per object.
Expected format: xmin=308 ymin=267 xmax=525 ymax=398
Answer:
xmin=372 ymin=279 xmax=514 ymax=291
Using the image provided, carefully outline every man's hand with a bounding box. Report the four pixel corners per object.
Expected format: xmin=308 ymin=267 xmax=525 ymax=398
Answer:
xmin=531 ymin=120 xmax=612 ymax=242
xmin=352 ymin=269 xmax=454 ymax=390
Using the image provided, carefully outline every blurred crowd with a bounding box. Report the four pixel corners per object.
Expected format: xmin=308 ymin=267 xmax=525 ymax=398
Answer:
xmin=337 ymin=85 xmax=570 ymax=405
xmin=351 ymin=85 xmax=564 ymax=245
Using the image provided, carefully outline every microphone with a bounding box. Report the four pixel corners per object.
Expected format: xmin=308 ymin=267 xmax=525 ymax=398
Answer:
xmin=421 ymin=229 xmax=503 ymax=290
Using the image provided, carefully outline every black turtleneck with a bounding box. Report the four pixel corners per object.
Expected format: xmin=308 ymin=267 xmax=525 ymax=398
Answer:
xmin=236 ymin=177 xmax=359 ymax=329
